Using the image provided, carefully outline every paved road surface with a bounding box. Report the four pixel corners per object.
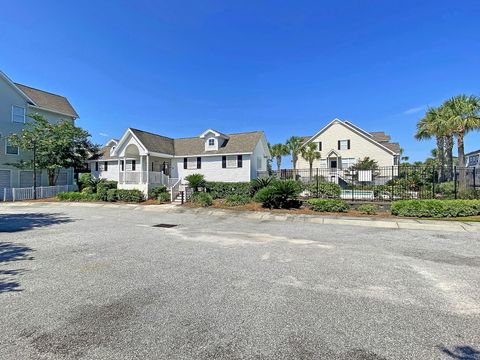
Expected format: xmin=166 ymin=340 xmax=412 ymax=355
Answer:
xmin=1 ymin=203 xmax=479 ymax=359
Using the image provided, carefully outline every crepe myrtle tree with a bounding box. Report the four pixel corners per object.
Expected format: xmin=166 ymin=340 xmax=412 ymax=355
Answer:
xmin=7 ymin=114 xmax=98 ymax=186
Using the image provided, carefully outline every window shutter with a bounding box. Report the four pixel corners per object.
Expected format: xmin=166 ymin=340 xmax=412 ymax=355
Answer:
xmin=104 ymin=161 xmax=108 ymax=171
xmin=197 ymin=157 xmax=201 ymax=169
xmin=347 ymin=140 xmax=351 ymax=149
xmin=318 ymin=142 xmax=322 ymax=151
xmin=121 ymin=160 xmax=124 ymax=171
xmin=184 ymin=158 xmax=187 ymax=169
xmin=95 ymin=162 xmax=98 ymax=171
xmin=222 ymin=156 xmax=227 ymax=168
xmin=132 ymin=160 xmax=136 ymax=171
xmin=151 ymin=162 xmax=154 ymax=171
xmin=237 ymin=155 xmax=243 ymax=168
xmin=338 ymin=140 xmax=341 ymax=150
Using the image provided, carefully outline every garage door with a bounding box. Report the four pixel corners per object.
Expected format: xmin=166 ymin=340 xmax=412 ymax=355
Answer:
xmin=20 ymin=171 xmax=42 ymax=187
xmin=0 ymin=170 xmax=11 ymax=188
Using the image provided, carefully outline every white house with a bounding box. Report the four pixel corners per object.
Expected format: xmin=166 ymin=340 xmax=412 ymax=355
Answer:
xmin=466 ymin=149 xmax=480 ymax=168
xmin=0 ymin=70 xmax=78 ymax=195
xmin=89 ymin=128 xmax=270 ymax=197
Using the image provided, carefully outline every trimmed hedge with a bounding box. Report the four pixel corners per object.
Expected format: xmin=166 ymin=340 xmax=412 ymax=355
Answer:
xmin=191 ymin=192 xmax=213 ymax=207
xmin=97 ymin=180 xmax=117 ymax=201
xmin=115 ymin=189 xmax=145 ymax=203
xmin=157 ymin=192 xmax=171 ymax=203
xmin=307 ymin=199 xmax=350 ymax=212
xmin=205 ymin=181 xmax=251 ymax=199
xmin=148 ymin=185 xmax=167 ymax=200
xmin=307 ymin=181 xmax=341 ymax=198
xmin=391 ymin=199 xmax=480 ymax=218
xmin=358 ymin=203 xmax=378 ymax=215
xmin=57 ymin=192 xmax=99 ymax=202
xmin=224 ymin=194 xmax=251 ymax=206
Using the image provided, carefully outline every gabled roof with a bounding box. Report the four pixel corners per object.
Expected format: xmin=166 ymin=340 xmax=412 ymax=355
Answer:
xmin=129 ymin=128 xmax=175 ymax=155
xmin=174 ymin=131 xmax=264 ymax=156
xmin=466 ymin=149 xmax=480 ymax=156
xmin=14 ymin=83 xmax=79 ymax=118
xmin=199 ymin=128 xmax=230 ymax=139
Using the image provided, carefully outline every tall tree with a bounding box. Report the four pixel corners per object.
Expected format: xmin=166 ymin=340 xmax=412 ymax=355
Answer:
xmin=8 ymin=114 xmax=98 ymax=186
xmin=286 ymin=136 xmax=303 ymax=175
xmin=300 ymin=142 xmax=321 ymax=180
xmin=270 ymin=143 xmax=289 ymax=177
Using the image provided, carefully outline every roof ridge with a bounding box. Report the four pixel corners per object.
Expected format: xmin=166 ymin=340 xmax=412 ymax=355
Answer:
xmin=14 ymin=82 xmax=69 ymax=99
xmin=130 ymin=128 xmax=175 ymax=140
xmin=174 ymin=130 xmax=263 ymax=140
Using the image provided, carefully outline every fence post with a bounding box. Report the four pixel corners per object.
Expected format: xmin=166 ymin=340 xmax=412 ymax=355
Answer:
xmin=474 ymin=167 xmax=477 ymax=199
xmin=391 ymin=166 xmax=394 ymax=201
xmin=12 ymin=188 xmax=16 ymax=202
xmin=432 ymin=166 xmax=435 ymax=199
xmin=3 ymin=188 xmax=6 ymax=202
xmin=454 ymin=166 xmax=457 ymax=199
xmin=316 ymin=168 xmax=319 ymax=198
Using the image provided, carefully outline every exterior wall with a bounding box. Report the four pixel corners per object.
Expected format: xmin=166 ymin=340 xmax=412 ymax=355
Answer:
xmin=91 ymin=160 xmax=120 ymax=181
xmin=0 ymin=77 xmax=75 ymax=188
xmin=250 ymin=140 xmax=268 ymax=179
xmin=173 ymin=155 xmax=252 ymax=182
xmin=296 ymin=121 xmax=395 ymax=169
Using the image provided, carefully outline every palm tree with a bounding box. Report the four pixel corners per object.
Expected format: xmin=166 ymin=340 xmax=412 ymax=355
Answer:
xmin=300 ymin=142 xmax=321 ymax=180
xmin=270 ymin=143 xmax=289 ymax=177
xmin=286 ymin=136 xmax=303 ymax=178
xmin=415 ymin=106 xmax=450 ymax=181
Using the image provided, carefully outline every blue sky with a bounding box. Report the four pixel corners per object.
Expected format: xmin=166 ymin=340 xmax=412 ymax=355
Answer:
xmin=1 ymin=1 xmax=479 ymax=164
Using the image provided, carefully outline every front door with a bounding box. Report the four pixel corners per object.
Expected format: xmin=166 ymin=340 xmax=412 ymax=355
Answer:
xmin=330 ymin=159 xmax=337 ymax=169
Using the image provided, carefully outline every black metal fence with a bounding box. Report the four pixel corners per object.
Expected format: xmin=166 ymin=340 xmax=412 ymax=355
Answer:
xmin=258 ymin=166 xmax=480 ymax=202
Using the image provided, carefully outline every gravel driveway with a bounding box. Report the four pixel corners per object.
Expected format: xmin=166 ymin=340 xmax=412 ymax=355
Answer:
xmin=1 ymin=203 xmax=479 ymax=360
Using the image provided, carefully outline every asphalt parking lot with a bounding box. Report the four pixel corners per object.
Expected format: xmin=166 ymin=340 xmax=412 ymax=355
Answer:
xmin=1 ymin=203 xmax=479 ymax=360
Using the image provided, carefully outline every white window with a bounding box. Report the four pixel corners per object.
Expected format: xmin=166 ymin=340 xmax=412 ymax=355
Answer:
xmin=12 ymin=106 xmax=26 ymax=123
xmin=208 ymin=138 xmax=215 ymax=146
xmin=187 ymin=157 xmax=197 ymax=169
xmin=257 ymin=157 xmax=262 ymax=169
xmin=226 ymin=155 xmax=237 ymax=168
xmin=339 ymin=140 xmax=349 ymax=150
xmin=341 ymin=157 xmax=356 ymax=169
xmin=5 ymin=139 xmax=19 ymax=155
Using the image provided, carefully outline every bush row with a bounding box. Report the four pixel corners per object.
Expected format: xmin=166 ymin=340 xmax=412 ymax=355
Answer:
xmin=391 ymin=199 xmax=480 ymax=218
xmin=57 ymin=192 xmax=99 ymax=202
xmin=205 ymin=181 xmax=252 ymax=199
xmin=58 ymin=189 xmax=144 ymax=203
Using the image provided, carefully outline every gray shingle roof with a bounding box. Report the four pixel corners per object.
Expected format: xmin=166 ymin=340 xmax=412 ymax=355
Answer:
xmin=90 ymin=146 xmax=114 ymax=160
xmin=130 ymin=128 xmax=175 ymax=155
xmin=15 ymin=83 xmax=79 ymax=118
xmin=369 ymin=131 xmax=391 ymax=142
xmin=174 ymin=131 xmax=264 ymax=156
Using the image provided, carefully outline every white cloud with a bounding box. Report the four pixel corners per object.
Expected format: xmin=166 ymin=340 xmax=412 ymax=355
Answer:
xmin=403 ymin=106 xmax=426 ymax=115
xmin=99 ymin=132 xmax=109 ymax=137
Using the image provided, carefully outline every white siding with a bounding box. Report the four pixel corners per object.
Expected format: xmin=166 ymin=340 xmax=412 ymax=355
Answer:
xmin=174 ymin=155 xmax=252 ymax=182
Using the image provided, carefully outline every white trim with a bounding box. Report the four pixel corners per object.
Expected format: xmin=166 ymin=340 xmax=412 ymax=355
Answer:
xmin=0 ymin=71 xmax=36 ymax=104
xmin=5 ymin=138 xmax=19 ymax=155
xmin=11 ymin=105 xmax=26 ymax=123
xmin=148 ymin=151 xmax=174 ymax=158
xmin=28 ymin=105 xmax=77 ymax=119
xmin=301 ymin=118 xmax=398 ymax=155
xmin=199 ymin=128 xmax=229 ymax=139
xmin=173 ymin=151 xmax=252 ymax=158
xmin=112 ymin=128 xmax=148 ymax=156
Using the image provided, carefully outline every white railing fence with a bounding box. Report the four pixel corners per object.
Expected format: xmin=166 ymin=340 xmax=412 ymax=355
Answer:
xmin=149 ymin=171 xmax=170 ymax=186
xmin=170 ymin=179 xmax=181 ymax=202
xmin=2 ymin=185 xmax=76 ymax=202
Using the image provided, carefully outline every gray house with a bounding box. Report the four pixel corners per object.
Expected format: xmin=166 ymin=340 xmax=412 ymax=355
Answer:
xmin=0 ymin=70 xmax=79 ymax=192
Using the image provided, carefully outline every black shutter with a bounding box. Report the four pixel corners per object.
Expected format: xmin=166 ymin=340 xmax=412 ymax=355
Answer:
xmin=151 ymin=162 xmax=154 ymax=171
xmin=184 ymin=158 xmax=187 ymax=169
xmin=104 ymin=161 xmax=108 ymax=171
xmin=95 ymin=162 xmax=98 ymax=171
xmin=222 ymin=156 xmax=227 ymax=168
xmin=132 ymin=160 xmax=136 ymax=171
xmin=121 ymin=160 xmax=124 ymax=171
xmin=237 ymin=155 xmax=243 ymax=168
xmin=347 ymin=140 xmax=351 ymax=149
xmin=318 ymin=142 xmax=322 ymax=151
xmin=197 ymin=157 xmax=201 ymax=169
xmin=338 ymin=140 xmax=341 ymax=150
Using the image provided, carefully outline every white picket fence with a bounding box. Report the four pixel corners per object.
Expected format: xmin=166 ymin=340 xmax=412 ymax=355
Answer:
xmin=2 ymin=185 xmax=76 ymax=202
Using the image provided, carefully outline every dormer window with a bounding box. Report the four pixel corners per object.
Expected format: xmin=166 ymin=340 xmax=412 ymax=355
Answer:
xmin=208 ymin=139 xmax=215 ymax=146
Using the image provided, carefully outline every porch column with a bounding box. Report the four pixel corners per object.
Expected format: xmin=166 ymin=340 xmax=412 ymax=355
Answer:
xmin=140 ymin=155 xmax=144 ymax=183
xmin=146 ymin=154 xmax=150 ymax=184
xmin=117 ymin=159 xmax=120 ymax=183
xmin=123 ymin=157 xmax=126 ymax=184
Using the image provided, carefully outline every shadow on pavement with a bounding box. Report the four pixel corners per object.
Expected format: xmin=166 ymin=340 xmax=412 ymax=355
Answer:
xmin=0 ymin=241 xmax=34 ymax=294
xmin=440 ymin=345 xmax=480 ymax=360
xmin=0 ymin=213 xmax=72 ymax=233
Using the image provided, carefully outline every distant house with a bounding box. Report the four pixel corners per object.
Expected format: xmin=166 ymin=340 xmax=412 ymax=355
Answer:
xmin=0 ymin=70 xmax=78 ymax=192
xmin=296 ymin=118 xmax=401 ymax=170
xmin=466 ymin=149 xmax=480 ymax=168
xmin=89 ymin=128 xmax=270 ymax=196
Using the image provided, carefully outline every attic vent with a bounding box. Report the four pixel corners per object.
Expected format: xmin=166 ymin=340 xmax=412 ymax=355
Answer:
xmin=152 ymin=224 xmax=178 ymax=228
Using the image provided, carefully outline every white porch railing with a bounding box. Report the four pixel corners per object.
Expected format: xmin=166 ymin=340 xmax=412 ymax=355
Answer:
xmin=119 ymin=171 xmax=170 ymax=185
xmin=170 ymin=179 xmax=181 ymax=202
xmin=2 ymin=185 xmax=76 ymax=202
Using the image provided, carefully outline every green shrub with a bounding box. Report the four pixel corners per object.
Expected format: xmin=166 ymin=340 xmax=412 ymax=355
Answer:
xmin=391 ymin=199 xmax=480 ymax=218
xmin=81 ymin=186 xmax=94 ymax=195
xmin=97 ymin=180 xmax=117 ymax=201
xmin=253 ymin=180 xmax=302 ymax=209
xmin=307 ymin=199 xmax=350 ymax=212
xmin=149 ymin=185 xmax=167 ymax=200
xmin=358 ymin=203 xmax=378 ymax=215
xmin=307 ymin=181 xmax=341 ymax=198
xmin=205 ymin=181 xmax=252 ymax=199
xmin=191 ymin=192 xmax=213 ymax=207
xmin=436 ymin=181 xmax=455 ymax=198
xmin=458 ymin=189 xmax=480 ymax=200
xmin=106 ymin=189 xmax=117 ymax=202
xmin=185 ymin=174 xmax=206 ymax=192
xmin=224 ymin=194 xmax=251 ymax=206
xmin=78 ymin=173 xmax=92 ymax=191
xmin=250 ymin=177 xmax=274 ymax=195
xmin=57 ymin=192 xmax=99 ymax=202
xmin=115 ymin=189 xmax=144 ymax=203
xmin=157 ymin=192 xmax=171 ymax=203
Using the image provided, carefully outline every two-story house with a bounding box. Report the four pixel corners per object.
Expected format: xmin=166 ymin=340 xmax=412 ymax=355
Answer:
xmin=88 ymin=128 xmax=270 ymax=197
xmin=0 ymin=70 xmax=79 ymax=193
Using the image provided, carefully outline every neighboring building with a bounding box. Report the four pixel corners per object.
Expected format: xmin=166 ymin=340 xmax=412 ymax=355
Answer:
xmin=89 ymin=128 xmax=270 ymax=195
xmin=296 ymin=118 xmax=401 ymax=170
xmin=0 ymin=70 xmax=78 ymax=192
xmin=466 ymin=149 xmax=480 ymax=168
